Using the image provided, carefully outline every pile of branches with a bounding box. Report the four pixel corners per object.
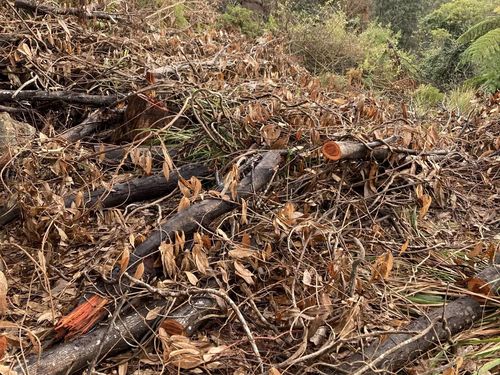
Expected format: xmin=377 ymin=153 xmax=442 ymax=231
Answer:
xmin=0 ymin=1 xmax=499 ymax=374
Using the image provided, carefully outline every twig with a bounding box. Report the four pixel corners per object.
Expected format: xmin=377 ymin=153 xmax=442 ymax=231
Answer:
xmin=348 ymin=238 xmax=366 ymax=298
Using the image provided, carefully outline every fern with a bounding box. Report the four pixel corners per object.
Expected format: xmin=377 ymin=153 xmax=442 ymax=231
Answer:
xmin=464 ymin=28 xmax=500 ymax=64
xmin=457 ymin=17 xmax=500 ymax=44
xmin=458 ymin=17 xmax=500 ymax=92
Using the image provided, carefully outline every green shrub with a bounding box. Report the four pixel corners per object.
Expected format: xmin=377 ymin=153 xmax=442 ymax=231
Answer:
xmin=413 ymin=84 xmax=444 ymax=114
xmin=422 ymin=0 xmax=497 ymax=38
xmin=358 ymin=22 xmax=412 ymax=84
xmin=288 ymin=8 xmax=363 ymax=74
xmin=220 ymin=5 xmax=262 ymax=37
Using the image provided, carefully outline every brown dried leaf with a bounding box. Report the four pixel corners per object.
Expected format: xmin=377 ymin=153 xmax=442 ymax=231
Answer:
xmin=234 ymin=261 xmax=254 ymax=285
xmin=178 ymin=196 xmax=190 ymax=212
xmin=399 ymin=240 xmax=409 ymax=256
xmin=0 ymin=272 xmax=8 ymax=315
xmin=185 ymin=271 xmax=198 ymax=286
xmin=371 ymin=251 xmax=394 ymax=281
xmin=160 ymin=242 xmax=177 ymax=278
xmin=0 ymin=335 xmax=7 ymax=360
xmin=229 ymin=245 xmax=254 ymax=259
xmin=119 ymin=248 xmax=130 ymax=275
xmin=133 ymin=262 xmax=145 ymax=280
xmin=419 ymin=194 xmax=432 ymax=219
xmin=262 ymin=124 xmax=281 ymax=146
xmin=192 ymin=244 xmax=209 ymax=275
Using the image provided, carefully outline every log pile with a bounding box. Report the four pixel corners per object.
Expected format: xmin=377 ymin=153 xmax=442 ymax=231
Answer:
xmin=0 ymin=1 xmax=498 ymax=374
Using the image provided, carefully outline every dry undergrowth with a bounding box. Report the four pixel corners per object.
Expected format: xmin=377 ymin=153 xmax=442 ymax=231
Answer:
xmin=0 ymin=1 xmax=499 ymax=374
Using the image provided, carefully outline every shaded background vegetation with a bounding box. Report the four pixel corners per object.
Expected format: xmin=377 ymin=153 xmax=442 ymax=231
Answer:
xmin=223 ymin=0 xmax=499 ymax=114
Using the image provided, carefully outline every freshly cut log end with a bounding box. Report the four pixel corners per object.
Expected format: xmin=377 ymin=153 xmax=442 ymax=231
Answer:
xmin=160 ymin=319 xmax=185 ymax=335
xmin=322 ymin=141 xmax=342 ymax=161
xmin=55 ymin=295 xmax=109 ymax=339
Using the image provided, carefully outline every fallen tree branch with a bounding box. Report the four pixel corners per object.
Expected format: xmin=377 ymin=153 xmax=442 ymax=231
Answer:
xmin=0 ymin=164 xmax=210 ymax=227
xmin=125 ymin=275 xmax=265 ymax=373
xmin=57 ymin=151 xmax=281 ymax=337
xmin=14 ymin=294 xmax=218 ymax=375
xmin=0 ymin=90 xmax=119 ymax=106
xmin=14 ymin=0 xmax=129 ymax=23
xmin=127 ymin=150 xmax=282 ymax=274
xmin=325 ymin=265 xmax=500 ymax=374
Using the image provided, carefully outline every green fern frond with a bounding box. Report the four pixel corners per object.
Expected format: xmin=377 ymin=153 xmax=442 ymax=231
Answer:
xmin=464 ymin=28 xmax=500 ymax=64
xmin=458 ymin=17 xmax=500 ymax=44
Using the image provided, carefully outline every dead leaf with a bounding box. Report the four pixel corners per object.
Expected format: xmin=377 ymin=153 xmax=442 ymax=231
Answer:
xmin=268 ymin=368 xmax=282 ymax=375
xmin=234 ymin=261 xmax=254 ymax=285
xmin=133 ymin=262 xmax=144 ymax=280
xmin=0 ymin=272 xmax=8 ymax=315
xmin=262 ymin=124 xmax=281 ymax=146
xmin=119 ymin=248 xmax=130 ymax=275
xmin=160 ymin=242 xmax=177 ymax=278
xmin=178 ymin=196 xmax=190 ymax=212
xmin=399 ymin=240 xmax=409 ymax=256
xmin=192 ymin=244 xmax=209 ymax=275
xmin=419 ymin=194 xmax=432 ymax=219
xmin=185 ymin=271 xmax=198 ymax=286
xmin=229 ymin=245 xmax=254 ymax=259
xmin=0 ymin=336 xmax=8 ymax=360
xmin=371 ymin=251 xmax=394 ymax=281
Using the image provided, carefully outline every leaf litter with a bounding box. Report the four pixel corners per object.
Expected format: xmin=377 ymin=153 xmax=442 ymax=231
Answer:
xmin=0 ymin=1 xmax=499 ymax=374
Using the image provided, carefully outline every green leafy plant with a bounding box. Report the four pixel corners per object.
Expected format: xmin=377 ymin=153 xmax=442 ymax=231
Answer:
xmin=458 ymin=16 xmax=500 ymax=92
xmin=220 ymin=5 xmax=262 ymax=37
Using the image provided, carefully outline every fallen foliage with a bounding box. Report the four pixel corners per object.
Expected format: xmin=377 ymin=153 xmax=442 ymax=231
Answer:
xmin=0 ymin=1 xmax=498 ymax=374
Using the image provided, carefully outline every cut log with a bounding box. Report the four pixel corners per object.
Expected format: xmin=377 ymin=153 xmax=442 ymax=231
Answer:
xmin=14 ymin=294 xmax=217 ymax=375
xmin=14 ymin=0 xmax=128 ymax=23
xmin=0 ymin=164 xmax=210 ymax=227
xmin=0 ymin=90 xmax=119 ymax=106
xmin=328 ymin=265 xmax=500 ymax=375
xmin=322 ymin=136 xmax=399 ymax=161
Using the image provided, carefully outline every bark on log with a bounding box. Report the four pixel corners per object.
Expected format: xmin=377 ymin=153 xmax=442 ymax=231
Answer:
xmin=14 ymin=295 xmax=217 ymax=375
xmin=60 ymin=108 xmax=124 ymax=142
xmin=126 ymin=151 xmax=282 ymax=275
xmin=0 ymin=164 xmax=210 ymax=227
xmin=14 ymin=0 xmax=128 ymax=23
xmin=329 ymin=265 xmax=500 ymax=375
xmin=0 ymin=90 xmax=119 ymax=106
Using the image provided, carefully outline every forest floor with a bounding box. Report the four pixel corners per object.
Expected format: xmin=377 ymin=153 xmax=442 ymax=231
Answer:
xmin=0 ymin=1 xmax=499 ymax=375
